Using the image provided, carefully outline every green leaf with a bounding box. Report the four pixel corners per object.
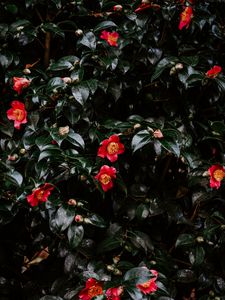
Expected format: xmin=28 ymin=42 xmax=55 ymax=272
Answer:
xmin=176 ymin=269 xmax=196 ymax=283
xmin=86 ymin=214 xmax=107 ymax=228
xmin=215 ymin=77 xmax=225 ymax=92
xmin=51 ymin=0 xmax=62 ymax=9
xmin=189 ymin=246 xmax=205 ymax=265
xmin=55 ymin=206 xmax=75 ymax=231
xmin=38 ymin=148 xmax=62 ymax=161
xmin=42 ymin=23 xmax=65 ymax=38
xmin=78 ymin=32 xmax=96 ymax=50
xmin=40 ymin=297 xmax=64 ymax=300
xmin=180 ymin=55 xmax=199 ymax=67
xmin=0 ymin=51 xmax=13 ymax=69
xmin=5 ymin=170 xmax=23 ymax=187
xmin=67 ymin=130 xmax=85 ymax=149
xmin=151 ymin=56 xmax=178 ymax=81
xmin=72 ymin=83 xmax=90 ymax=105
xmin=124 ymin=267 xmax=152 ymax=284
xmin=67 ymin=224 xmax=84 ymax=248
xmin=129 ymin=231 xmax=154 ymax=252
xmin=136 ymin=204 xmax=149 ymax=220
xmin=94 ymin=21 xmax=117 ymax=32
xmin=159 ymin=138 xmax=180 ymax=157
xmin=175 ymin=233 xmax=195 ymax=248
xmin=131 ymin=130 xmax=152 ymax=152
xmin=9 ymin=19 xmax=31 ymax=32
xmin=97 ymin=237 xmax=122 ymax=253
xmin=46 ymin=77 xmax=65 ymax=92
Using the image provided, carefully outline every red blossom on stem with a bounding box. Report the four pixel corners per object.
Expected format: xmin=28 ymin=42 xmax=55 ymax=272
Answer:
xmin=205 ymin=65 xmax=222 ymax=78
xmin=98 ymin=134 xmax=125 ymax=163
xmin=100 ymin=30 xmax=119 ymax=47
xmin=7 ymin=100 xmax=27 ymax=129
xmin=178 ymin=6 xmax=193 ymax=30
xmin=208 ymin=164 xmax=225 ymax=189
xmin=79 ymin=278 xmax=103 ymax=300
xmin=27 ymin=183 xmax=54 ymax=207
xmin=12 ymin=77 xmax=31 ymax=94
xmin=136 ymin=269 xmax=158 ymax=295
xmin=95 ymin=165 xmax=117 ymax=192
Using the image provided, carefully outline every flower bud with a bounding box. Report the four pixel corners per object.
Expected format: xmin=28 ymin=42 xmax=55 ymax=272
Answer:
xmin=196 ymin=236 xmax=204 ymax=243
xmin=113 ymin=255 xmax=120 ymax=264
xmin=153 ymin=129 xmax=163 ymax=139
xmin=62 ymin=77 xmax=72 ymax=84
xmin=58 ymin=126 xmax=69 ymax=136
xmin=208 ymin=290 xmax=214 ymax=297
xmin=175 ymin=63 xmax=184 ymax=70
xmin=133 ymin=123 xmax=141 ymax=130
xmin=75 ymin=29 xmax=83 ymax=37
xmin=170 ymin=66 xmax=177 ymax=76
xmin=7 ymin=154 xmax=18 ymax=161
xmin=74 ymin=215 xmax=83 ymax=223
xmin=221 ymin=225 xmax=225 ymax=230
xmin=107 ymin=265 xmax=115 ymax=272
xmin=83 ymin=217 xmax=92 ymax=224
xmin=80 ymin=175 xmax=87 ymax=181
xmin=113 ymin=5 xmax=123 ymax=11
xmin=17 ymin=26 xmax=24 ymax=31
xmin=113 ymin=268 xmax=122 ymax=276
xmin=23 ymin=68 xmax=31 ymax=75
xmin=142 ymin=0 xmax=151 ymax=3
xmin=19 ymin=148 xmax=26 ymax=155
xmin=68 ymin=199 xmax=77 ymax=206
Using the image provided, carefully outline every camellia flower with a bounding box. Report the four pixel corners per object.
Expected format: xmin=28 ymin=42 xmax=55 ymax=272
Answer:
xmin=95 ymin=165 xmax=117 ymax=192
xmin=113 ymin=4 xmax=123 ymax=11
xmin=13 ymin=77 xmax=31 ymax=94
xmin=178 ymin=6 xmax=193 ymax=30
xmin=79 ymin=278 xmax=103 ymax=300
xmin=7 ymin=100 xmax=27 ymax=129
xmin=136 ymin=269 xmax=158 ymax=295
xmin=106 ymin=286 xmax=124 ymax=300
xmin=153 ymin=129 xmax=163 ymax=139
xmin=208 ymin=164 xmax=225 ymax=189
xmin=134 ymin=3 xmax=160 ymax=13
xmin=205 ymin=65 xmax=222 ymax=79
xmin=98 ymin=134 xmax=125 ymax=163
xmin=27 ymin=183 xmax=54 ymax=207
xmin=100 ymin=30 xmax=119 ymax=47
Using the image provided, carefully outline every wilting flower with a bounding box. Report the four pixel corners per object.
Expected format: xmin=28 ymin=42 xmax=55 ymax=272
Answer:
xmin=136 ymin=269 xmax=158 ymax=295
xmin=98 ymin=134 xmax=125 ymax=162
xmin=27 ymin=183 xmax=54 ymax=207
xmin=7 ymin=100 xmax=27 ymax=129
xmin=95 ymin=165 xmax=117 ymax=192
xmin=205 ymin=65 xmax=222 ymax=78
xmin=12 ymin=77 xmax=31 ymax=94
xmin=208 ymin=164 xmax=225 ymax=189
xmin=179 ymin=6 xmax=193 ymax=30
xmin=106 ymin=286 xmax=124 ymax=300
xmin=100 ymin=30 xmax=119 ymax=47
xmin=79 ymin=278 xmax=103 ymax=300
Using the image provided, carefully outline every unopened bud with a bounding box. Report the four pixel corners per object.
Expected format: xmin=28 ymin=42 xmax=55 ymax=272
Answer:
xmin=153 ymin=129 xmax=163 ymax=139
xmin=23 ymin=68 xmax=31 ymax=75
xmin=7 ymin=154 xmax=18 ymax=161
xmin=75 ymin=29 xmax=83 ymax=37
xmin=62 ymin=77 xmax=72 ymax=84
xmin=17 ymin=26 xmax=24 ymax=31
xmin=83 ymin=218 xmax=91 ymax=224
xmin=221 ymin=225 xmax=225 ymax=230
xmin=175 ymin=63 xmax=184 ymax=70
xmin=58 ymin=126 xmax=69 ymax=136
xmin=208 ymin=290 xmax=214 ymax=297
xmin=107 ymin=265 xmax=115 ymax=272
xmin=113 ymin=268 xmax=122 ymax=276
xmin=113 ymin=255 xmax=121 ymax=264
xmin=68 ymin=199 xmax=77 ymax=206
xmin=80 ymin=175 xmax=87 ymax=181
xmin=19 ymin=148 xmax=26 ymax=154
xmin=113 ymin=5 xmax=123 ymax=11
xmin=215 ymin=297 xmax=220 ymax=300
xmin=150 ymin=260 xmax=157 ymax=265
xmin=133 ymin=123 xmax=141 ymax=130
xmin=142 ymin=0 xmax=151 ymax=3
xmin=74 ymin=215 xmax=83 ymax=223
xmin=196 ymin=236 xmax=204 ymax=243
xmin=170 ymin=66 xmax=177 ymax=76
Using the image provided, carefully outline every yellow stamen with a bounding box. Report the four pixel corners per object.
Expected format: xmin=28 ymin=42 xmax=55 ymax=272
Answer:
xmin=213 ymin=169 xmax=225 ymax=181
xmin=107 ymin=142 xmax=119 ymax=155
xmin=100 ymin=174 xmax=111 ymax=185
xmin=13 ymin=109 xmax=24 ymax=121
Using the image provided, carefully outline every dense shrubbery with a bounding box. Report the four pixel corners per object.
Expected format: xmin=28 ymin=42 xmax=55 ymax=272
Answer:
xmin=1 ymin=0 xmax=225 ymax=299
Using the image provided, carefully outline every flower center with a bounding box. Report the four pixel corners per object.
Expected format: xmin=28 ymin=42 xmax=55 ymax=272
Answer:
xmin=13 ymin=109 xmax=25 ymax=121
xmin=107 ymin=142 xmax=119 ymax=155
xmin=140 ymin=280 xmax=150 ymax=288
xmin=36 ymin=190 xmax=45 ymax=200
xmin=87 ymin=286 xmax=103 ymax=298
xmin=213 ymin=169 xmax=225 ymax=181
xmin=109 ymin=35 xmax=117 ymax=44
xmin=181 ymin=8 xmax=191 ymax=20
xmin=100 ymin=174 xmax=111 ymax=185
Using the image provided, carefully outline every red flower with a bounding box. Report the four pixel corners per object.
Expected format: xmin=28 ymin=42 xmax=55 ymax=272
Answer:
xmin=205 ymin=65 xmax=222 ymax=78
xmin=208 ymin=164 xmax=225 ymax=189
xmin=136 ymin=269 xmax=158 ymax=295
xmin=100 ymin=31 xmax=119 ymax=47
xmin=79 ymin=278 xmax=103 ymax=300
xmin=13 ymin=77 xmax=31 ymax=94
xmin=134 ymin=3 xmax=160 ymax=13
xmin=179 ymin=6 xmax=193 ymax=30
xmin=95 ymin=165 xmax=117 ymax=192
xmin=98 ymin=134 xmax=125 ymax=163
xmin=106 ymin=286 xmax=124 ymax=300
xmin=27 ymin=183 xmax=54 ymax=207
xmin=7 ymin=100 xmax=27 ymax=129
xmin=113 ymin=5 xmax=123 ymax=11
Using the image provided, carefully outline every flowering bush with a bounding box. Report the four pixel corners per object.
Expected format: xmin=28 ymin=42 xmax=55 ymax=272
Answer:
xmin=1 ymin=0 xmax=225 ymax=299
